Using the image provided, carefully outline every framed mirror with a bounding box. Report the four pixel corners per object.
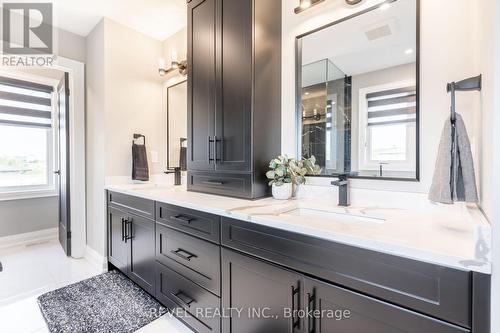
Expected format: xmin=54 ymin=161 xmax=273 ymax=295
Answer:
xmin=296 ymin=0 xmax=419 ymax=181
xmin=166 ymin=80 xmax=188 ymax=171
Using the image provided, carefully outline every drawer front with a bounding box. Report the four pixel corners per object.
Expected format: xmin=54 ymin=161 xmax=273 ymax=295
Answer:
xmin=108 ymin=191 xmax=155 ymax=220
xmin=187 ymin=171 xmax=253 ymax=199
xmin=156 ymin=224 xmax=221 ymax=295
xmin=221 ymin=217 xmax=472 ymax=328
xmin=155 ymin=262 xmax=220 ymax=333
xmin=305 ymin=277 xmax=469 ymax=333
xmin=156 ymin=203 xmax=220 ymax=243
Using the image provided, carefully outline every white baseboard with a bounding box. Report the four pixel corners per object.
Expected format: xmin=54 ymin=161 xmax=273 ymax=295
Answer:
xmin=84 ymin=245 xmax=108 ymax=272
xmin=0 ymin=228 xmax=58 ymax=250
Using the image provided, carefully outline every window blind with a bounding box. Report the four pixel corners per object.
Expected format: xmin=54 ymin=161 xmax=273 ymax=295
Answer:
xmin=0 ymin=76 xmax=54 ymax=129
xmin=366 ymin=86 xmax=416 ymax=127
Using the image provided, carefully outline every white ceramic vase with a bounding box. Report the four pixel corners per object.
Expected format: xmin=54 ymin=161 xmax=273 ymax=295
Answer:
xmin=272 ymin=183 xmax=293 ymax=200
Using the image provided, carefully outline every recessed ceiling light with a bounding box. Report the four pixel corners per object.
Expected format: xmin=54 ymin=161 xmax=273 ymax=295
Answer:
xmin=380 ymin=3 xmax=391 ymax=11
xmin=304 ymin=92 xmax=310 ymax=95
xmin=405 ymin=48 xmax=414 ymax=55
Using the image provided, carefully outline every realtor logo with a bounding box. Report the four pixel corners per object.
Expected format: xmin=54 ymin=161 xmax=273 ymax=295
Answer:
xmin=2 ymin=2 xmax=53 ymax=54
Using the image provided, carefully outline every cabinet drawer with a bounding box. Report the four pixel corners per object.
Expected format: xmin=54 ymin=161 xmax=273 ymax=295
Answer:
xmin=155 ymin=262 xmax=220 ymax=333
xmin=156 ymin=224 xmax=221 ymax=295
xmin=187 ymin=171 xmax=253 ymax=199
xmin=156 ymin=203 xmax=220 ymax=243
xmin=221 ymin=217 xmax=472 ymax=328
xmin=108 ymin=191 xmax=155 ymax=220
xmin=305 ymin=277 xmax=469 ymax=333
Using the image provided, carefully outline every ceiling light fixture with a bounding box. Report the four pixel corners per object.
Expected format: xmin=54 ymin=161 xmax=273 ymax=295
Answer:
xmin=294 ymin=0 xmax=325 ymax=14
xmin=405 ymin=48 xmax=414 ymax=55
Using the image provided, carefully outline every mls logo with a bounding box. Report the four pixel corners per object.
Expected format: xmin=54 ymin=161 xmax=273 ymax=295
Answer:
xmin=2 ymin=2 xmax=53 ymax=54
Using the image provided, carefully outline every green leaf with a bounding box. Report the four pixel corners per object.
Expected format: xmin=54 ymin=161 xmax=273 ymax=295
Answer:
xmin=266 ymin=171 xmax=275 ymax=179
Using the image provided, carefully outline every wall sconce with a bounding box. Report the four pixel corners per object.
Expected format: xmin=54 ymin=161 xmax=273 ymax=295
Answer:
xmin=345 ymin=0 xmax=363 ymax=5
xmin=159 ymin=50 xmax=187 ymax=76
xmin=294 ymin=0 xmax=325 ymax=14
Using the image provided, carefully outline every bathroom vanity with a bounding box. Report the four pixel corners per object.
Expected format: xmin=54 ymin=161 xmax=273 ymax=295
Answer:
xmin=105 ymin=184 xmax=490 ymax=333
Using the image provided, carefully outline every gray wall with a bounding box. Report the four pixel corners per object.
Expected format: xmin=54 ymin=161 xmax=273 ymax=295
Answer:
xmin=0 ymin=197 xmax=58 ymax=237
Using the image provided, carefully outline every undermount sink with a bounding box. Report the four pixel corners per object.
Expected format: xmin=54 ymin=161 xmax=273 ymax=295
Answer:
xmin=281 ymin=207 xmax=386 ymax=224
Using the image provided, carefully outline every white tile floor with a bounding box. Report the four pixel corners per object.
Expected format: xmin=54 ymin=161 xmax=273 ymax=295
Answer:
xmin=0 ymin=240 xmax=192 ymax=333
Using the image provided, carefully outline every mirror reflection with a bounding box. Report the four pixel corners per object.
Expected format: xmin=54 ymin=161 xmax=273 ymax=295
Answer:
xmin=166 ymin=80 xmax=188 ymax=170
xmin=298 ymin=0 xmax=418 ymax=180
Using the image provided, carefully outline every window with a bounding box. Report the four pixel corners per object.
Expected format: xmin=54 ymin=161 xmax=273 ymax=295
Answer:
xmin=358 ymin=81 xmax=416 ymax=172
xmin=0 ymin=75 xmax=56 ymax=198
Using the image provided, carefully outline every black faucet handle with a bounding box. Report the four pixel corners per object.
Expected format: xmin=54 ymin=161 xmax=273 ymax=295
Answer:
xmin=337 ymin=173 xmax=349 ymax=181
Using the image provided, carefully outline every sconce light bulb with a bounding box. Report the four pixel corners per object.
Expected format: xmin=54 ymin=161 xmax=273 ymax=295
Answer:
xmin=159 ymin=57 xmax=166 ymax=69
xmin=380 ymin=2 xmax=391 ymax=11
xmin=300 ymin=0 xmax=311 ymax=9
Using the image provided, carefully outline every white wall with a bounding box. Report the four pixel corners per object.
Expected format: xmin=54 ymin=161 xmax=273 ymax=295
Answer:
xmin=283 ymin=0 xmax=483 ymax=194
xmin=474 ymin=0 xmax=500 ymax=331
xmin=104 ymin=19 xmax=165 ymax=177
xmin=85 ymin=20 xmax=184 ymax=256
xmin=86 ymin=20 xmax=107 ymax=256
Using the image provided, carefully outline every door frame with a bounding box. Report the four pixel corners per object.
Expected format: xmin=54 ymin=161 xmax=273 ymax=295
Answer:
xmin=50 ymin=57 xmax=86 ymax=258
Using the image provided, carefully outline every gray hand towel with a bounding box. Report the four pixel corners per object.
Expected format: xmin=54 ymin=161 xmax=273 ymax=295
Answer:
xmin=429 ymin=113 xmax=478 ymax=204
xmin=132 ymin=143 xmax=149 ymax=181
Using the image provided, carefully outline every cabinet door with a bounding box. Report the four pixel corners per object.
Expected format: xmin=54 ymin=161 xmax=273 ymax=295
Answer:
xmin=215 ymin=0 xmax=252 ymax=171
xmin=304 ymin=277 xmax=469 ymax=333
xmin=222 ymin=249 xmax=303 ymax=333
xmin=187 ymin=0 xmax=217 ymax=171
xmin=127 ymin=214 xmax=155 ymax=294
xmin=107 ymin=208 xmax=128 ymax=273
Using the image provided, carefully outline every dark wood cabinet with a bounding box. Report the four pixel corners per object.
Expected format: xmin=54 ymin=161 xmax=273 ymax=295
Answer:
xmin=107 ymin=193 xmax=488 ymax=333
xmin=221 ymin=248 xmax=303 ymax=333
xmin=108 ymin=207 xmax=128 ymax=272
xmin=304 ymin=277 xmax=468 ymax=333
xmin=187 ymin=0 xmax=217 ymax=172
xmin=127 ymin=214 xmax=156 ymax=294
xmin=221 ymin=217 xmax=471 ymax=328
xmin=187 ymin=0 xmax=281 ymax=199
xmin=215 ymin=0 xmax=252 ymax=172
xmin=107 ymin=194 xmax=156 ymax=294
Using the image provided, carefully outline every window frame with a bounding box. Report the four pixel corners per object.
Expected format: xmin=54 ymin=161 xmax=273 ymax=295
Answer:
xmin=358 ymin=79 xmax=417 ymax=172
xmin=0 ymin=71 xmax=60 ymax=201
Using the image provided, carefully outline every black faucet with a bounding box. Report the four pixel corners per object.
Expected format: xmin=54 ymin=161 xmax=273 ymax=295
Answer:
xmin=331 ymin=173 xmax=350 ymax=207
xmin=164 ymin=167 xmax=182 ymax=186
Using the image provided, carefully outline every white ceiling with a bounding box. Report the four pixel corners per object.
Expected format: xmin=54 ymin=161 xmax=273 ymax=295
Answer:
xmin=52 ymin=0 xmax=187 ymax=41
xmin=302 ymin=0 xmax=416 ymax=76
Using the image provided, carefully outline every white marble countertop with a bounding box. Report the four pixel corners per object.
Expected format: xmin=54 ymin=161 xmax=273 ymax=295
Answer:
xmin=105 ymin=181 xmax=492 ymax=274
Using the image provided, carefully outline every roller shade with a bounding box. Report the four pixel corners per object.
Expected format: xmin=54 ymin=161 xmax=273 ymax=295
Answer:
xmin=366 ymin=86 xmax=416 ymax=127
xmin=0 ymin=76 xmax=54 ymax=129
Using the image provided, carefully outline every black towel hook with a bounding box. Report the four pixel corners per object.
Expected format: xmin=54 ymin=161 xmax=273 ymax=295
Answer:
xmin=133 ymin=133 xmax=146 ymax=146
xmin=447 ymin=75 xmax=482 ymax=122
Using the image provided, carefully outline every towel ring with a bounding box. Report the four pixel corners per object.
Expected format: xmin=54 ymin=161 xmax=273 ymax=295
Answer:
xmin=133 ymin=134 xmax=146 ymax=146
